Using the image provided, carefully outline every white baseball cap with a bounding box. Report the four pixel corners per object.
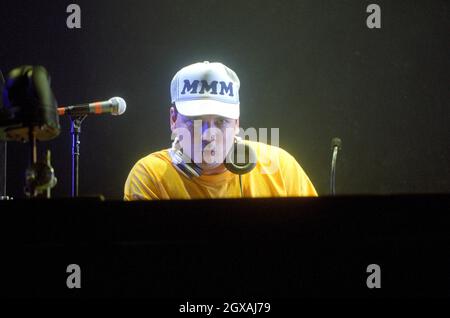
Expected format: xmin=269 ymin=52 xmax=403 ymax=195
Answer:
xmin=170 ymin=61 xmax=240 ymax=119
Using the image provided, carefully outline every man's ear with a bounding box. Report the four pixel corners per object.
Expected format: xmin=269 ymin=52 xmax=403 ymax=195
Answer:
xmin=170 ymin=106 xmax=177 ymax=131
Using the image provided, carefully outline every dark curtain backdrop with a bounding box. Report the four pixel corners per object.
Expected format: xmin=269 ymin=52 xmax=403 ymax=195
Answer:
xmin=1 ymin=0 xmax=449 ymax=199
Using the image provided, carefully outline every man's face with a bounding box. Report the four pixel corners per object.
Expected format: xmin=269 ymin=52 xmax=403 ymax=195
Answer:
xmin=170 ymin=106 xmax=239 ymax=172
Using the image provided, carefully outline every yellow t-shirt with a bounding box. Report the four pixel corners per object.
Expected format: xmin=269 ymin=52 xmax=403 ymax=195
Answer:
xmin=124 ymin=140 xmax=318 ymax=200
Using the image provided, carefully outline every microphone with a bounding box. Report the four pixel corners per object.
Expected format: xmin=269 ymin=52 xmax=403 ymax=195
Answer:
xmin=58 ymin=97 xmax=126 ymax=116
xmin=330 ymin=137 xmax=342 ymax=196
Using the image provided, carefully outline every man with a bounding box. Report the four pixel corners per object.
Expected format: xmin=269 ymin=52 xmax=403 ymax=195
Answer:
xmin=124 ymin=61 xmax=317 ymax=200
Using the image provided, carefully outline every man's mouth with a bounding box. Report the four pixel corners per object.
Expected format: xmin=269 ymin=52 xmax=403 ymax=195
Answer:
xmin=203 ymin=148 xmax=216 ymax=155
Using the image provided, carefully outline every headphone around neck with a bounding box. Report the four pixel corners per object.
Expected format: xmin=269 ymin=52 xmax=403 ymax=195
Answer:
xmin=168 ymin=136 xmax=257 ymax=197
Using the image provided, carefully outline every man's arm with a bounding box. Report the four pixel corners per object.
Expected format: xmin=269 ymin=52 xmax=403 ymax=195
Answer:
xmin=124 ymin=160 xmax=161 ymax=200
xmin=281 ymin=151 xmax=318 ymax=197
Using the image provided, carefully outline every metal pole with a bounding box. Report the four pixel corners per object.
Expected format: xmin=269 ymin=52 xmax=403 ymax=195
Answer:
xmin=330 ymin=137 xmax=342 ymax=196
xmin=330 ymin=146 xmax=338 ymax=195
xmin=0 ymin=141 xmax=6 ymax=198
xmin=71 ymin=116 xmax=86 ymax=197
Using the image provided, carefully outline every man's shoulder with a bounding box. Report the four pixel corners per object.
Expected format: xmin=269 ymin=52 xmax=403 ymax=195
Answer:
xmin=133 ymin=149 xmax=172 ymax=172
xmin=246 ymin=140 xmax=296 ymax=162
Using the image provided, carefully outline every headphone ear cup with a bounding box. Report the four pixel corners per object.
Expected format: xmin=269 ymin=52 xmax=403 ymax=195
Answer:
xmin=224 ymin=140 xmax=257 ymax=175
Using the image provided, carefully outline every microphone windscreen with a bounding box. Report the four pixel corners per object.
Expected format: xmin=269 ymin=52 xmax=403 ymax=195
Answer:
xmin=110 ymin=97 xmax=126 ymax=115
xmin=331 ymin=137 xmax=342 ymax=150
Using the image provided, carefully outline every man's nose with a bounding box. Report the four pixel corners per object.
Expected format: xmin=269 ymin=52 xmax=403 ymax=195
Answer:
xmin=201 ymin=120 xmax=217 ymax=142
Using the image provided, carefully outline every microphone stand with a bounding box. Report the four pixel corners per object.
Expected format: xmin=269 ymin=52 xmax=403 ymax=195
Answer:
xmin=0 ymin=140 xmax=9 ymax=200
xmin=330 ymin=137 xmax=342 ymax=196
xmin=23 ymin=127 xmax=38 ymax=198
xmin=70 ymin=115 xmax=87 ymax=197
xmin=0 ymin=70 xmax=9 ymax=200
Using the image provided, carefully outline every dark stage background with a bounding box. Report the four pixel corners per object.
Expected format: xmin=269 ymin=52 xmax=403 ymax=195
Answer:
xmin=1 ymin=0 xmax=449 ymax=199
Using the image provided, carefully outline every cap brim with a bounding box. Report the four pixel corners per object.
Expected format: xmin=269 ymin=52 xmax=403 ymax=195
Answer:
xmin=175 ymin=100 xmax=239 ymax=119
